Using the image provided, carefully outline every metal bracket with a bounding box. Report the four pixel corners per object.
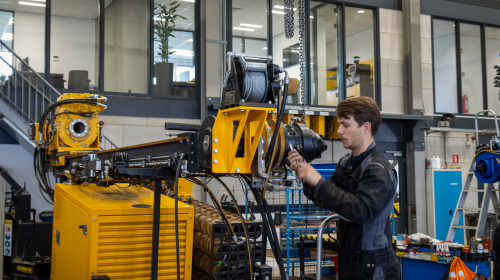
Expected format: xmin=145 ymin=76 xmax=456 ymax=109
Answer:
xmin=79 ymin=224 xmax=87 ymax=235
xmin=385 ymin=151 xmax=403 ymax=157
xmin=56 ymin=230 xmax=60 ymax=245
xmin=257 ymin=138 xmax=269 ymax=179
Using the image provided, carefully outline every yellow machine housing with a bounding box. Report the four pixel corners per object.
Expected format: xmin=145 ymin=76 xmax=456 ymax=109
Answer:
xmin=38 ymin=93 xmax=106 ymax=166
xmin=51 ymin=183 xmax=194 ymax=280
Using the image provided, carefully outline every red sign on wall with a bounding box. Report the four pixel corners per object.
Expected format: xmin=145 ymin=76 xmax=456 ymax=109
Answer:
xmin=453 ymin=155 xmax=459 ymax=163
xmin=462 ymin=72 xmax=465 ymax=76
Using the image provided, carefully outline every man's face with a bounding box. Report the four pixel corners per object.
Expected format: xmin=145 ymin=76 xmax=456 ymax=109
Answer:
xmin=337 ymin=116 xmax=370 ymax=150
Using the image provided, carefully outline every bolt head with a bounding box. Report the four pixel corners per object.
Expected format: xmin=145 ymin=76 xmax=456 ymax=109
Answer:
xmin=236 ymin=168 xmax=240 ymax=173
xmin=225 ymin=112 xmax=228 ymax=115
xmin=214 ymin=138 xmax=218 ymax=143
xmin=190 ymin=216 xmax=193 ymax=219
xmin=241 ymin=109 xmax=245 ymax=112
xmin=94 ymin=219 xmax=96 ymax=222
xmin=213 ymin=159 xmax=218 ymax=164
xmin=213 ymin=148 xmax=218 ymax=153
xmin=92 ymin=271 xmax=94 ymax=274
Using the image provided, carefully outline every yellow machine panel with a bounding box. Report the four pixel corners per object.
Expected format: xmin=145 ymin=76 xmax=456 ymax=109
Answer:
xmin=51 ymin=183 xmax=194 ymax=280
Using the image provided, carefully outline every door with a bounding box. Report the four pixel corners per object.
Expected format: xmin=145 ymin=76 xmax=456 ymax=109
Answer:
xmin=378 ymin=142 xmax=407 ymax=235
xmin=433 ymin=171 xmax=464 ymax=244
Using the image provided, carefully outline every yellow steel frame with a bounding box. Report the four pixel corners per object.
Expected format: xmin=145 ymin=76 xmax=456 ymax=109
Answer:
xmin=211 ymin=106 xmax=274 ymax=174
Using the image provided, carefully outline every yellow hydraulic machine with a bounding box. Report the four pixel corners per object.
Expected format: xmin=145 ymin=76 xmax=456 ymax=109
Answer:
xmin=31 ymin=53 xmax=327 ymax=280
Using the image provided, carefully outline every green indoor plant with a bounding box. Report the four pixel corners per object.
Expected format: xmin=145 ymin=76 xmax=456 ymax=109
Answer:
xmin=154 ymin=2 xmax=187 ymax=96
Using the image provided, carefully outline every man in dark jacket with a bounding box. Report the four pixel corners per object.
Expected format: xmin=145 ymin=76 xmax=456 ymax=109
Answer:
xmin=287 ymin=96 xmax=400 ymax=280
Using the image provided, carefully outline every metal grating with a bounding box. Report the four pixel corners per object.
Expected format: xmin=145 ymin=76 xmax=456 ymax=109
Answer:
xmin=97 ymin=220 xmax=188 ymax=279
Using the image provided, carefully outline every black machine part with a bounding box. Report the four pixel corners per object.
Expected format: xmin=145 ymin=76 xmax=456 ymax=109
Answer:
xmin=0 ymin=167 xmax=31 ymax=221
xmin=441 ymin=113 xmax=456 ymax=128
xmin=221 ymin=54 xmax=281 ymax=109
xmin=255 ymin=264 xmax=272 ymax=280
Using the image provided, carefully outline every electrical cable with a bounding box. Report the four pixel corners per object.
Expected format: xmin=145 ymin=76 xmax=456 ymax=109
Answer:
xmin=265 ymin=79 xmax=289 ymax=171
xmin=205 ymin=174 xmax=253 ymax=280
xmin=21 ymin=209 xmax=36 ymax=258
xmin=173 ymin=155 xmax=184 ymax=280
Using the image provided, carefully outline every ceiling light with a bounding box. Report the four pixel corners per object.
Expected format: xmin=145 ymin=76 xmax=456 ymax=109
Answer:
xmin=18 ymin=1 xmax=45 ymax=6
xmin=180 ymin=0 xmax=195 ymax=2
xmin=233 ymin=27 xmax=255 ymax=31
xmin=154 ymin=17 xmax=165 ymax=21
xmin=240 ymin=23 xmax=262 ymax=28
xmin=358 ymin=10 xmax=365 ymax=13
xmin=274 ymin=5 xmax=296 ymax=10
xmin=272 ymin=10 xmax=285 ymax=15
xmin=171 ymin=49 xmax=194 ymax=57
xmin=263 ymin=47 xmax=268 ymax=50
xmin=1 ymin=33 xmax=12 ymax=41
xmin=30 ymin=0 xmax=46 ymax=2
xmin=188 ymin=38 xmax=193 ymax=42
xmin=310 ymin=16 xmax=314 ymax=18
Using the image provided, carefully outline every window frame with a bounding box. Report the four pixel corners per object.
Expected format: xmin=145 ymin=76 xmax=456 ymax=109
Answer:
xmin=39 ymin=0 xmax=201 ymax=101
xmin=431 ymin=15 xmax=496 ymax=116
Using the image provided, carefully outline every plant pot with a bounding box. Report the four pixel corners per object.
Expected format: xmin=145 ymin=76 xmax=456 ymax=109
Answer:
xmin=154 ymin=62 xmax=173 ymax=96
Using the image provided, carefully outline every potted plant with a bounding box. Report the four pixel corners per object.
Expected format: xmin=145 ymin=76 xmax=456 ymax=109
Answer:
xmin=154 ymin=2 xmax=187 ymax=96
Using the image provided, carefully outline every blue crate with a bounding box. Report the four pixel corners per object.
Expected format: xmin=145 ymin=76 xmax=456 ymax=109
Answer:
xmin=311 ymin=163 xmax=336 ymax=179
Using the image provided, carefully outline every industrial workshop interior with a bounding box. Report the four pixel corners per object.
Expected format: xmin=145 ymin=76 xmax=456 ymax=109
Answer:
xmin=4 ymin=0 xmax=500 ymax=279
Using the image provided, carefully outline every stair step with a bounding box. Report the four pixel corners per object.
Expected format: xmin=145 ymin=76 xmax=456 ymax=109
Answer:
xmin=463 ymin=189 xmax=485 ymax=192
xmin=458 ymin=208 xmax=481 ymax=211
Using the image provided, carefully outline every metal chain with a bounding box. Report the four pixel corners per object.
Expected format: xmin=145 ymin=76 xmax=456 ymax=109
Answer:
xmin=284 ymin=0 xmax=294 ymax=39
xmin=298 ymin=0 xmax=306 ymax=123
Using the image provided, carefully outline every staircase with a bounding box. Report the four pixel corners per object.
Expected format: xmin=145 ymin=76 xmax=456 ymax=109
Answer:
xmin=0 ymin=39 xmax=61 ymax=151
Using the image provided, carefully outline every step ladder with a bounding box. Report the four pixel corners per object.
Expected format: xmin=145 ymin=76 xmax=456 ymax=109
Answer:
xmin=447 ymin=109 xmax=500 ymax=241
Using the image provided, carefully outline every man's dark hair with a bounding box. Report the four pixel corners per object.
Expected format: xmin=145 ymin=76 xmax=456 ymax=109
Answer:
xmin=336 ymin=96 xmax=382 ymax=136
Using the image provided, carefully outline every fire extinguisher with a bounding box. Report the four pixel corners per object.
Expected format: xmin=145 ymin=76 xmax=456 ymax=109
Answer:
xmin=462 ymin=95 xmax=469 ymax=113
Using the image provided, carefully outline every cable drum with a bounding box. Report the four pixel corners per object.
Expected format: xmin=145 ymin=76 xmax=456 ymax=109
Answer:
xmin=242 ymin=71 xmax=267 ymax=103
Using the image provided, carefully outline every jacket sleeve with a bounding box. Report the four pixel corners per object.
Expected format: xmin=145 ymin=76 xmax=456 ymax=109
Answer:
xmin=312 ymin=164 xmax=393 ymax=225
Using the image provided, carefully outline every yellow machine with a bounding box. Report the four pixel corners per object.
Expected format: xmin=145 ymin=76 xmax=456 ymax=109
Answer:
xmin=31 ymin=53 xmax=327 ymax=280
xmin=51 ymin=182 xmax=193 ymax=280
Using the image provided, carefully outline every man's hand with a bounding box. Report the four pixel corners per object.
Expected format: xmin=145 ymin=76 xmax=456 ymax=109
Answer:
xmin=287 ymin=149 xmax=304 ymax=171
xmin=295 ymin=162 xmax=323 ymax=187
xmin=287 ymin=150 xmax=322 ymax=187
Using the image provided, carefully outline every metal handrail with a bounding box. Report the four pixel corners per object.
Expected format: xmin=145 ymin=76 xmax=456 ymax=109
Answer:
xmin=316 ymin=214 xmax=339 ymax=280
xmin=475 ymin=109 xmax=500 ymax=141
xmin=0 ymin=39 xmax=61 ymax=96
xmin=102 ymin=134 xmax=118 ymax=149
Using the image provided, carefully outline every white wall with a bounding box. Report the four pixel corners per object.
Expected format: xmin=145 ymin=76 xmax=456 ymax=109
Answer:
xmin=460 ymin=35 xmax=483 ymax=114
xmin=273 ymin=26 xmax=301 ymax=103
xmin=13 ymin=12 xmax=97 ymax=86
xmin=485 ymin=35 xmax=500 ymax=114
xmin=50 ymin=15 xmax=96 ymax=86
xmin=13 ymin=12 xmax=45 ymax=73
xmin=346 ymin=28 xmax=374 ymax=64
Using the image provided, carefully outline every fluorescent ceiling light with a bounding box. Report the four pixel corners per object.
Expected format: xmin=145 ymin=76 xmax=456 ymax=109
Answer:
xmin=310 ymin=16 xmax=314 ymax=18
xmin=187 ymin=38 xmax=193 ymax=42
xmin=263 ymin=47 xmax=268 ymax=50
xmin=240 ymin=23 xmax=262 ymax=28
xmin=274 ymin=5 xmax=296 ymax=10
xmin=172 ymin=49 xmax=194 ymax=57
xmin=31 ymin=0 xmax=46 ymax=2
xmin=154 ymin=17 xmax=165 ymax=21
xmin=272 ymin=10 xmax=285 ymax=15
xmin=233 ymin=27 xmax=255 ymax=31
xmin=19 ymin=1 xmax=45 ymax=6
xmin=1 ymin=33 xmax=12 ymax=41
xmin=181 ymin=0 xmax=195 ymax=2
xmin=358 ymin=10 xmax=365 ymax=13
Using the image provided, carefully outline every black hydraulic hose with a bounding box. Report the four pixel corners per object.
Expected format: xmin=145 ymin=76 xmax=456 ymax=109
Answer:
xmin=174 ymin=155 xmax=184 ymax=280
xmin=37 ymin=99 xmax=99 ymax=134
xmin=249 ymin=187 xmax=287 ymax=280
xmin=265 ymin=82 xmax=289 ymax=170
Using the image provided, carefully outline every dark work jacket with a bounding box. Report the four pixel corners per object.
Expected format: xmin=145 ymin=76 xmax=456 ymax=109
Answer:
xmin=304 ymin=142 xmax=400 ymax=279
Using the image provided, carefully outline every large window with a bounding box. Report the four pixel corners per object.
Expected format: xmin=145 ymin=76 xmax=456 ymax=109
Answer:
xmin=309 ymin=2 xmax=376 ymax=107
xmin=433 ymin=18 xmax=488 ymax=115
xmin=486 ymin=27 xmax=500 ymax=114
xmin=154 ymin=0 xmax=195 ymax=97
xmin=51 ymin=0 xmax=98 ymax=91
xmin=0 ymin=11 xmax=13 ymax=80
xmin=232 ymin=0 xmax=267 ymax=56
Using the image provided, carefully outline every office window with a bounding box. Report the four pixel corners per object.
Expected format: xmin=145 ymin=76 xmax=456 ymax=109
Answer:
xmin=232 ymin=0 xmax=267 ymax=57
xmin=0 ymin=11 xmax=13 ymax=80
xmin=273 ymin=0 xmax=303 ymax=105
xmin=154 ymin=0 xmax=195 ymax=97
xmin=459 ymin=23 xmax=483 ymax=114
xmin=51 ymin=0 xmax=99 ymax=91
xmin=309 ymin=4 xmax=376 ymax=107
xmin=433 ymin=19 xmax=458 ymax=113
xmin=485 ymin=27 xmax=500 ymax=114
xmin=104 ymin=0 xmax=148 ymax=94
xmin=310 ymin=2 xmax=339 ymax=106
xmin=345 ymin=7 xmax=375 ymax=101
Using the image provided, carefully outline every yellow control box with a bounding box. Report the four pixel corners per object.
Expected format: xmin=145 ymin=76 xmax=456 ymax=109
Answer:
xmin=51 ymin=183 xmax=194 ymax=280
